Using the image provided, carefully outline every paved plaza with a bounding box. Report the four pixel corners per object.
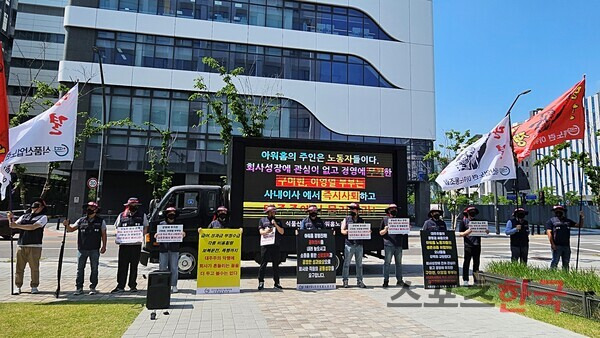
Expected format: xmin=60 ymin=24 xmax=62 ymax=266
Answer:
xmin=1 ymin=225 xmax=597 ymax=337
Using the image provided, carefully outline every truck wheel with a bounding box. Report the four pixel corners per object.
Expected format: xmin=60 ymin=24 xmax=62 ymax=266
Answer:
xmin=178 ymin=247 xmax=198 ymax=279
xmin=335 ymin=252 xmax=344 ymax=275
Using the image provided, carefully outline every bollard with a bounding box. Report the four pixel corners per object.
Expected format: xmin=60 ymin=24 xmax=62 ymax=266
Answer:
xmin=537 ymin=224 xmax=541 ymax=235
xmin=56 ymin=218 xmax=60 ymax=230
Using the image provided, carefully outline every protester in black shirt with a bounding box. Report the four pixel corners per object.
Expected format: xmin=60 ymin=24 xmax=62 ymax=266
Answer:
xmin=299 ymin=205 xmax=325 ymax=230
xmin=258 ymin=205 xmax=285 ymax=290
xmin=379 ymin=204 xmax=409 ymax=288
xmin=341 ymin=203 xmax=369 ymax=288
xmin=208 ymin=206 xmax=231 ymax=229
xmin=505 ymin=208 xmax=529 ymax=264
xmin=422 ymin=208 xmax=447 ymax=231
xmin=546 ymin=205 xmax=583 ymax=270
xmin=458 ymin=206 xmax=488 ymax=286
xmin=155 ymin=207 xmax=185 ymax=293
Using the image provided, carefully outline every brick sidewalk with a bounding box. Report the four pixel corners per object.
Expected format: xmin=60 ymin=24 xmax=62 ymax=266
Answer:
xmin=124 ymin=276 xmax=582 ymax=338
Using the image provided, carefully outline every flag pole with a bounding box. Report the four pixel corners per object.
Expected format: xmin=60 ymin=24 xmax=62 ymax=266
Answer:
xmin=506 ymin=90 xmax=532 ymax=210
xmin=575 ymin=75 xmax=587 ymax=271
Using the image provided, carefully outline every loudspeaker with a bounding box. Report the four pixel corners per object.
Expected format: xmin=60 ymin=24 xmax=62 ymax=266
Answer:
xmin=146 ymin=270 xmax=171 ymax=310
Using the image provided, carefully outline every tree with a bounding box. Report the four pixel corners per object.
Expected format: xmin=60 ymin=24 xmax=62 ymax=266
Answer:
xmin=144 ymin=123 xmax=175 ymax=200
xmin=189 ymin=57 xmax=281 ymax=154
xmin=425 ymin=129 xmax=481 ymax=228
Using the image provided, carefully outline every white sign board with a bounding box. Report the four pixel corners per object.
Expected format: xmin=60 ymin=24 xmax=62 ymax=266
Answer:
xmin=260 ymin=228 xmax=276 ymax=246
xmin=116 ymin=226 xmax=144 ymax=244
xmin=157 ymin=224 xmax=183 ymax=243
xmin=348 ymin=223 xmax=371 ymax=240
xmin=388 ymin=218 xmax=410 ymax=235
xmin=469 ymin=221 xmax=489 ymax=237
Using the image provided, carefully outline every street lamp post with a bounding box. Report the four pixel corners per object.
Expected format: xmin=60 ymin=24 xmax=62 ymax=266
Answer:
xmin=92 ymin=46 xmax=107 ymax=206
xmin=506 ymin=89 xmax=532 ymax=211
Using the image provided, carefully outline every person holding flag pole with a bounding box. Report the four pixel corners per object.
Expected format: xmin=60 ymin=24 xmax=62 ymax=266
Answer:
xmin=511 ymin=76 xmax=587 ymax=269
xmin=0 ymin=83 xmax=79 ymax=295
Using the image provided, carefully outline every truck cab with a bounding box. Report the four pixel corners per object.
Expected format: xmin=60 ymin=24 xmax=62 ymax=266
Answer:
xmin=145 ymin=185 xmax=224 ymax=279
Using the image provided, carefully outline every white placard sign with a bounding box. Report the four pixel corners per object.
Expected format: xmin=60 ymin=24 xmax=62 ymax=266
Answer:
xmin=469 ymin=221 xmax=489 ymax=237
xmin=116 ymin=226 xmax=144 ymax=244
xmin=348 ymin=223 xmax=371 ymax=240
xmin=260 ymin=228 xmax=276 ymax=246
xmin=388 ymin=218 xmax=410 ymax=235
xmin=157 ymin=224 xmax=184 ymax=243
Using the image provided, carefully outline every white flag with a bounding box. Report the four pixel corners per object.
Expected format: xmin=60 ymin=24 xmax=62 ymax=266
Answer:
xmin=435 ymin=115 xmax=516 ymax=191
xmin=0 ymin=84 xmax=78 ymax=199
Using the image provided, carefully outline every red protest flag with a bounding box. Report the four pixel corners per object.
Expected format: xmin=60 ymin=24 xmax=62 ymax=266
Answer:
xmin=512 ymin=77 xmax=586 ymax=162
xmin=0 ymin=42 xmax=8 ymax=163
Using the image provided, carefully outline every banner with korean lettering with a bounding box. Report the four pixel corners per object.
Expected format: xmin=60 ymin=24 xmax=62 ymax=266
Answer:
xmin=296 ymin=229 xmax=336 ymax=290
xmin=421 ymin=230 xmax=459 ymax=289
xmin=0 ymin=42 xmax=9 ymax=163
xmin=197 ymin=229 xmax=242 ymax=294
xmin=512 ymin=78 xmax=585 ymax=162
xmin=435 ymin=115 xmax=516 ymax=191
xmin=0 ymin=84 xmax=78 ymax=199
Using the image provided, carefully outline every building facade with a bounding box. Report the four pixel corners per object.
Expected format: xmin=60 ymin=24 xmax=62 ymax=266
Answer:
xmin=59 ymin=0 xmax=436 ymax=219
xmin=8 ymin=0 xmax=67 ymax=114
xmin=0 ymin=0 xmax=17 ymax=78
xmin=536 ymin=93 xmax=600 ymax=200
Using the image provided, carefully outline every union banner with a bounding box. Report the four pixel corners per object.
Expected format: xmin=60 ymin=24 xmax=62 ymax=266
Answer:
xmin=512 ymin=78 xmax=586 ymax=162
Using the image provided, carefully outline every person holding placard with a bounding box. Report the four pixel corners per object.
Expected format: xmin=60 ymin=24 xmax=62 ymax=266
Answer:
xmin=258 ymin=205 xmax=285 ymax=290
xmin=458 ymin=206 xmax=488 ymax=286
xmin=156 ymin=207 xmax=186 ymax=293
xmin=422 ymin=208 xmax=447 ymax=231
xmin=341 ymin=203 xmax=369 ymax=288
xmin=208 ymin=206 xmax=232 ymax=229
xmin=546 ymin=205 xmax=584 ymax=271
xmin=505 ymin=208 xmax=530 ymax=264
xmin=379 ymin=203 xmax=409 ymax=288
xmin=299 ymin=205 xmax=325 ymax=230
xmin=111 ymin=197 xmax=149 ymax=294
xmin=63 ymin=201 xmax=107 ymax=296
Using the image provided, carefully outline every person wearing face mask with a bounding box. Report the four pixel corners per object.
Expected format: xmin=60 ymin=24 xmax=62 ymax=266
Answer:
xmin=422 ymin=208 xmax=447 ymax=231
xmin=111 ymin=197 xmax=149 ymax=293
xmin=63 ymin=202 xmax=107 ymax=295
xmin=7 ymin=199 xmax=48 ymax=295
xmin=299 ymin=205 xmax=325 ymax=230
xmin=505 ymin=208 xmax=530 ymax=264
xmin=458 ymin=206 xmax=488 ymax=286
xmin=379 ymin=204 xmax=409 ymax=288
xmin=258 ymin=205 xmax=285 ymax=290
xmin=208 ymin=206 xmax=231 ymax=229
xmin=340 ymin=203 xmax=369 ymax=288
xmin=546 ymin=205 xmax=584 ymax=270
xmin=155 ymin=207 xmax=186 ymax=293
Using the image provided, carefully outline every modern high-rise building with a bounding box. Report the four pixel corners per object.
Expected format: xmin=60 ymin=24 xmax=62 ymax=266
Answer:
xmin=0 ymin=0 xmax=17 ymax=77
xmin=8 ymin=0 xmax=67 ymax=114
xmin=535 ymin=93 xmax=600 ymax=200
xmin=59 ymin=0 xmax=436 ymax=218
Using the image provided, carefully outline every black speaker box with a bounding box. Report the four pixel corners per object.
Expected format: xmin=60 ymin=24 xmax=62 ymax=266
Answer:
xmin=146 ymin=270 xmax=171 ymax=310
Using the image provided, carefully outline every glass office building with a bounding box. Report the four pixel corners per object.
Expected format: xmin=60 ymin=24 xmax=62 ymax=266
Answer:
xmin=60 ymin=0 xmax=435 ymax=221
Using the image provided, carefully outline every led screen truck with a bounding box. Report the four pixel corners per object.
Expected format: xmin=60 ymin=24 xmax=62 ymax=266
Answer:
xmin=143 ymin=137 xmax=408 ymax=278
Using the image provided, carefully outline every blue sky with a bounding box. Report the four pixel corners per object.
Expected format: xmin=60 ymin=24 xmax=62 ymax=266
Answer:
xmin=433 ymin=0 xmax=600 ymax=142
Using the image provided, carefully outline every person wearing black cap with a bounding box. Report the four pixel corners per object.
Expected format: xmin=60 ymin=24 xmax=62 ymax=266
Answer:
xmin=341 ymin=202 xmax=369 ymax=288
xmin=379 ymin=203 xmax=409 ymax=288
xmin=546 ymin=205 xmax=583 ymax=270
xmin=111 ymin=197 xmax=149 ymax=293
xmin=505 ymin=208 xmax=529 ymax=264
xmin=156 ymin=207 xmax=186 ymax=293
xmin=7 ymin=199 xmax=48 ymax=295
xmin=258 ymin=205 xmax=285 ymax=290
xmin=458 ymin=206 xmax=488 ymax=286
xmin=208 ymin=206 xmax=232 ymax=229
xmin=422 ymin=208 xmax=447 ymax=231
xmin=299 ymin=205 xmax=325 ymax=230
xmin=64 ymin=201 xmax=107 ymax=295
